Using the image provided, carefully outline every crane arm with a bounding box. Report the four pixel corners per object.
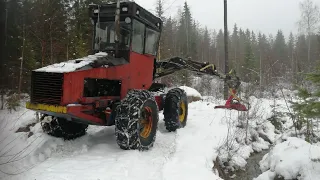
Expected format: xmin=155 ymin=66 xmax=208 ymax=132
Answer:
xmin=153 ymin=56 xmax=248 ymax=111
xmin=154 ymin=56 xmax=240 ymax=90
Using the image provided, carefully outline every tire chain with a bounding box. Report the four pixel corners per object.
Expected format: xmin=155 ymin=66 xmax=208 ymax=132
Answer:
xmin=163 ymin=88 xmax=187 ymax=132
xmin=115 ymin=89 xmax=158 ymax=150
xmin=40 ymin=114 xmax=88 ymax=140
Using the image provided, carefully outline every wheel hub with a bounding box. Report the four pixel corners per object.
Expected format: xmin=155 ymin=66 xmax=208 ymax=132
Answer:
xmin=179 ymin=101 xmax=186 ymax=122
xmin=140 ymin=107 xmax=153 ymax=138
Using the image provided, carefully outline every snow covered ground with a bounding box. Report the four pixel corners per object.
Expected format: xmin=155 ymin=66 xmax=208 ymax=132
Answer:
xmin=1 ymin=96 xmax=229 ymax=180
xmin=0 ymin=87 xmax=300 ymax=180
xmin=254 ymin=137 xmax=320 ymax=180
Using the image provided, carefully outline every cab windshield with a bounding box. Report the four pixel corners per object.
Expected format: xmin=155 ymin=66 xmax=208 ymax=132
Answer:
xmin=94 ymin=22 xmax=131 ymax=51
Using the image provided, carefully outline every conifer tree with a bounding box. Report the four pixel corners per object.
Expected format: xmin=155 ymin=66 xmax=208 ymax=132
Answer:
xmin=243 ymin=38 xmax=256 ymax=82
xmin=273 ymin=30 xmax=288 ymax=78
xmin=295 ymin=34 xmax=308 ymax=82
xmin=230 ymin=24 xmax=239 ymax=71
xmin=291 ymin=65 xmax=320 ymax=142
xmin=288 ymin=32 xmax=295 ymax=82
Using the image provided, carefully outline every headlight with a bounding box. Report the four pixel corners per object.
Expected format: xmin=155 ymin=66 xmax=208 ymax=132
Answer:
xmin=125 ymin=17 xmax=131 ymax=24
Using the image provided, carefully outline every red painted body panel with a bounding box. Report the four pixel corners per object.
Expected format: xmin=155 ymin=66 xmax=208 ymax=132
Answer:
xmin=56 ymin=52 xmax=157 ymax=125
xmin=155 ymin=96 xmax=163 ymax=111
xmin=67 ymin=105 xmax=105 ymax=125
xmin=62 ymin=52 xmax=154 ymax=105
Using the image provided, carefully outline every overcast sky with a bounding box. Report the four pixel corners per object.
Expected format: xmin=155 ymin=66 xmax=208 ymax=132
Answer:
xmin=134 ymin=0 xmax=320 ymax=37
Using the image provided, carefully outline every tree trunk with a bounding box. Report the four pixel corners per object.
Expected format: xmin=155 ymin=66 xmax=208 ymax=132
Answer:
xmin=67 ymin=43 xmax=69 ymax=60
xmin=5 ymin=8 xmax=7 ymax=46
xmin=18 ymin=23 xmax=25 ymax=98
xmin=1 ymin=3 xmax=6 ymax=109
xmin=50 ymin=20 xmax=54 ymax=64
xmin=223 ymin=0 xmax=229 ymax=100
xmin=186 ymin=18 xmax=189 ymax=56
xmin=259 ymin=52 xmax=262 ymax=89
xmin=41 ymin=41 xmax=45 ymax=67
xmin=307 ymin=32 xmax=311 ymax=70
xmin=291 ymin=46 xmax=294 ymax=84
xmin=50 ymin=31 xmax=53 ymax=64
xmin=216 ymin=49 xmax=220 ymax=71
xmin=234 ymin=43 xmax=237 ymax=74
xmin=1 ymin=92 xmax=4 ymax=110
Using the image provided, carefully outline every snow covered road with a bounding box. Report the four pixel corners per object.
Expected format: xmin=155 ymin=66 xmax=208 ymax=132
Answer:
xmin=1 ymin=88 xmax=282 ymax=180
xmin=1 ymin=99 xmax=239 ymax=180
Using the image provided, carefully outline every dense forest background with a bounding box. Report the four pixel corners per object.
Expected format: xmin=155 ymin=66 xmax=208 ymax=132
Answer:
xmin=0 ymin=0 xmax=320 ymax=102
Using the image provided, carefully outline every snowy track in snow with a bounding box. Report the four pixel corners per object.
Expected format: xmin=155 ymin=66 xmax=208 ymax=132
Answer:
xmin=4 ymin=93 xmax=286 ymax=180
xmin=2 ymin=100 xmax=236 ymax=180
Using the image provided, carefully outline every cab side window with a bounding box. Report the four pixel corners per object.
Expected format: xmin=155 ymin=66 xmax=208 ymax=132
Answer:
xmin=132 ymin=20 xmax=145 ymax=54
xmin=145 ymin=28 xmax=160 ymax=55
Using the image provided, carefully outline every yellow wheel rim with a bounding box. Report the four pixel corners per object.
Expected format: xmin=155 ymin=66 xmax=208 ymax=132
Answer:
xmin=179 ymin=101 xmax=186 ymax=122
xmin=140 ymin=107 xmax=153 ymax=138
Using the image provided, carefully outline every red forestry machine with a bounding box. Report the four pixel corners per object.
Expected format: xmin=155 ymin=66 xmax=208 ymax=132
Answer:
xmin=26 ymin=1 xmax=247 ymax=150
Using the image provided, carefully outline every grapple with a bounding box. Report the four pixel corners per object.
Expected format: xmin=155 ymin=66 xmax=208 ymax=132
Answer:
xmin=214 ymin=71 xmax=249 ymax=112
xmin=214 ymin=100 xmax=248 ymax=111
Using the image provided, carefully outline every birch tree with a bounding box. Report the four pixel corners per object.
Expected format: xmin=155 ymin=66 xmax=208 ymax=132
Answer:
xmin=297 ymin=0 xmax=320 ymax=70
xmin=155 ymin=0 xmax=164 ymax=60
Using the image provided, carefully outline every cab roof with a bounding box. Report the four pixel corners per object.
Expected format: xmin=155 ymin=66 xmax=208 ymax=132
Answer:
xmin=88 ymin=1 xmax=162 ymax=32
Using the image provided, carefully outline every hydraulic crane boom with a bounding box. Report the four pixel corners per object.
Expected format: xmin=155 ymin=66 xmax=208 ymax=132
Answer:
xmin=154 ymin=57 xmax=239 ymax=89
xmin=154 ymin=57 xmax=219 ymax=78
xmin=154 ymin=57 xmax=248 ymax=111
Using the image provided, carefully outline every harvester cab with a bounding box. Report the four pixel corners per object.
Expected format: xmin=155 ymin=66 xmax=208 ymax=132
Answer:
xmin=88 ymin=1 xmax=162 ymax=63
xmin=25 ymin=0 xmax=248 ymax=151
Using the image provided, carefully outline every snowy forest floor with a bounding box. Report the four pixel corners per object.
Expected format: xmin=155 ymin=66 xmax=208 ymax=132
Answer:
xmin=0 ymin=85 xmax=319 ymax=180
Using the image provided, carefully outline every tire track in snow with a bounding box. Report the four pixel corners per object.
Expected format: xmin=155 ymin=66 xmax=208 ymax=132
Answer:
xmin=10 ymin=121 xmax=180 ymax=180
xmin=155 ymin=120 xmax=178 ymax=180
xmin=161 ymin=101 xmax=230 ymax=180
xmin=7 ymin=101 xmax=227 ymax=180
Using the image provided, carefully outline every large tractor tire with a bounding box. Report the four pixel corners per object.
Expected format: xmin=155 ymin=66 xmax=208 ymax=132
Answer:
xmin=163 ymin=88 xmax=188 ymax=132
xmin=40 ymin=115 xmax=88 ymax=140
xmin=115 ymin=89 xmax=159 ymax=150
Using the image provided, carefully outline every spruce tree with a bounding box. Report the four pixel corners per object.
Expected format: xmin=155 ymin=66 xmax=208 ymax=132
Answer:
xmin=288 ymin=32 xmax=295 ymax=83
xmin=231 ymin=24 xmax=239 ymax=71
xmin=273 ymin=30 xmax=288 ymax=78
xmin=216 ymin=29 xmax=225 ymax=71
xmin=175 ymin=2 xmax=194 ymax=86
xmin=296 ymin=34 xmax=308 ymax=82
xmin=291 ymin=65 xmax=320 ymax=142
xmin=243 ymin=39 xmax=256 ymax=82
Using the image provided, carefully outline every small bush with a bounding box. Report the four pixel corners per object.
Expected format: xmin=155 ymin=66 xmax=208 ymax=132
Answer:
xmin=6 ymin=93 xmax=20 ymax=112
xmin=267 ymin=113 xmax=284 ymax=131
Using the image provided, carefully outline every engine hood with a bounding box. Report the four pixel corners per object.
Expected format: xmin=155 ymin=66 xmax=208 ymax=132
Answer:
xmin=34 ymin=52 xmax=128 ymax=73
